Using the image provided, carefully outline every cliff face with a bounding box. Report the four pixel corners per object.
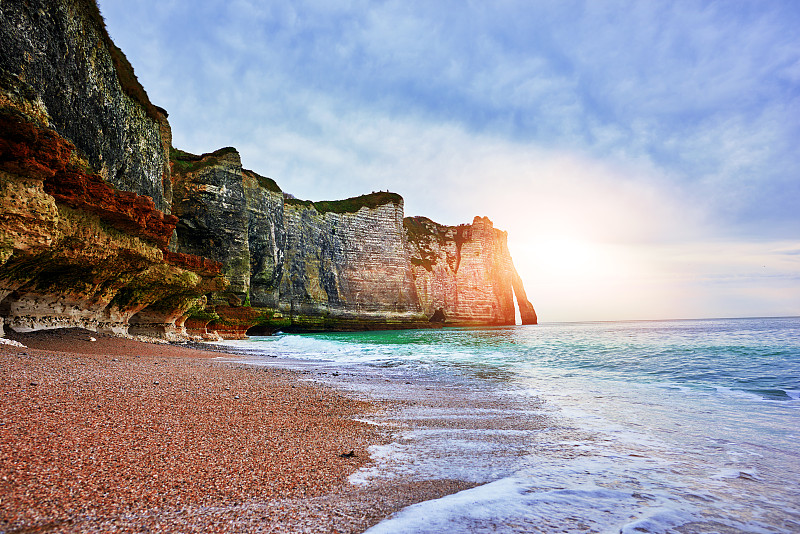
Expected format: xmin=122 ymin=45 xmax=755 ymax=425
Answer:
xmin=0 ymin=0 xmax=222 ymax=338
xmin=0 ymin=0 xmax=171 ymax=211
xmin=405 ymin=216 xmax=537 ymax=326
xmin=242 ymin=169 xmax=286 ymax=310
xmin=170 ymin=149 xmax=535 ymax=334
xmin=276 ymin=196 xmax=425 ymax=330
xmin=0 ymin=120 xmax=223 ymax=337
xmin=171 ymin=158 xmax=431 ymax=335
xmin=170 ymin=148 xmax=250 ymax=299
xmin=0 ymin=0 xmax=536 ymax=339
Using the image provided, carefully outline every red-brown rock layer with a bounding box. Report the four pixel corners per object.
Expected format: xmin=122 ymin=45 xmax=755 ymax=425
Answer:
xmin=0 ymin=112 xmax=223 ymax=337
xmin=162 ymin=250 xmax=223 ymax=277
xmin=1 ymin=111 xmax=177 ymax=249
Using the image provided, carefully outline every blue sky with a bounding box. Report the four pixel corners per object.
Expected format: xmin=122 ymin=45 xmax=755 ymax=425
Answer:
xmin=98 ymin=0 xmax=800 ymax=321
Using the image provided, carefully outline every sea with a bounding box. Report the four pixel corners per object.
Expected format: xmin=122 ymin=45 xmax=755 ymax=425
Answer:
xmin=217 ymin=317 xmax=800 ymax=534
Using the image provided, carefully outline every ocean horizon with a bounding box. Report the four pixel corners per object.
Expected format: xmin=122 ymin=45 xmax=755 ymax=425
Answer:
xmin=218 ymin=316 xmax=800 ymax=533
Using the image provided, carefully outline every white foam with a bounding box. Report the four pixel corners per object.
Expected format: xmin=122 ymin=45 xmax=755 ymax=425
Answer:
xmin=364 ymin=477 xmax=674 ymax=534
xmin=351 ymin=417 xmax=392 ymax=427
xmin=364 ymin=470 xmax=785 ymax=534
xmin=215 ymin=334 xmax=356 ymax=361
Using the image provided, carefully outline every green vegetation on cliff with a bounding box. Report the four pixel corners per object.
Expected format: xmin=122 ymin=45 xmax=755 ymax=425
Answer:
xmin=243 ymin=169 xmax=282 ymax=193
xmin=184 ymin=303 xmax=220 ymax=324
xmin=404 ymin=216 xmax=470 ymax=272
xmin=404 ymin=216 xmax=441 ymax=243
xmin=210 ymin=305 xmax=289 ymax=330
xmin=170 ymin=147 xmax=238 ymax=174
xmin=285 ymin=191 xmax=402 ymax=214
xmin=404 ymin=217 xmax=441 ymax=272
xmin=404 ymin=216 xmax=469 ymax=246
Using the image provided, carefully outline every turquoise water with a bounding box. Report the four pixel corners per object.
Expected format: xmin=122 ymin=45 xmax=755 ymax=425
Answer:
xmin=220 ymin=317 xmax=800 ymax=533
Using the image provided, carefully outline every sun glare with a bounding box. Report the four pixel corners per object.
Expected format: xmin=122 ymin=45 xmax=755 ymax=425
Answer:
xmin=509 ymin=234 xmax=671 ymax=322
xmin=530 ymin=237 xmax=614 ymax=280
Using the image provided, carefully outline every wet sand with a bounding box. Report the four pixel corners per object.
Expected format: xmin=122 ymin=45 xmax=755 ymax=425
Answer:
xmin=0 ymin=329 xmax=468 ymax=533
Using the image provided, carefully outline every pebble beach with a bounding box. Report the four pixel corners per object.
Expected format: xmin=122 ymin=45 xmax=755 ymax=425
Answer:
xmin=0 ymin=328 xmax=461 ymax=533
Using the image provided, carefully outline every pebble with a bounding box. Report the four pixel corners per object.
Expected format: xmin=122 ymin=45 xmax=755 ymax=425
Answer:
xmin=0 ymin=332 xmax=384 ymax=533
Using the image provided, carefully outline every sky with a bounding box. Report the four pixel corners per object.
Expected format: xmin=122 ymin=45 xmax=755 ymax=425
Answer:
xmin=97 ymin=0 xmax=800 ymax=322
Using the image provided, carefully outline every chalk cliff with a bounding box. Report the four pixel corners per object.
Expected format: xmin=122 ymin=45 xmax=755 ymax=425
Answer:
xmin=0 ymin=0 xmax=536 ymax=339
xmin=405 ymin=216 xmax=537 ymax=326
xmin=169 ymin=151 xmax=431 ymax=336
xmin=170 ymin=148 xmax=535 ymax=335
xmin=170 ymin=147 xmax=251 ymax=298
xmin=243 ymin=168 xmax=286 ymax=311
xmin=275 ymin=195 xmax=426 ymax=331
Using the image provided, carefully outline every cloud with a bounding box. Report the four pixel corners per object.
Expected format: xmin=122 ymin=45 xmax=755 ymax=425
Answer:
xmin=98 ymin=0 xmax=799 ymax=239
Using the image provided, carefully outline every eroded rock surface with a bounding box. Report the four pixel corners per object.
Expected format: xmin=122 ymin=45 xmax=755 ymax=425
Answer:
xmin=0 ymin=0 xmax=170 ymax=211
xmin=276 ymin=195 xmax=426 ymax=331
xmin=171 ymin=148 xmax=250 ymax=299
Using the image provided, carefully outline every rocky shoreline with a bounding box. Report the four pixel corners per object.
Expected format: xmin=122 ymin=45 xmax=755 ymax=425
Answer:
xmin=0 ymin=328 xmax=469 ymax=533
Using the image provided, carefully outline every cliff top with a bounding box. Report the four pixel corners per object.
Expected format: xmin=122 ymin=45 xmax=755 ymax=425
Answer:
xmin=285 ymin=191 xmax=403 ymax=214
xmin=170 ymin=148 xmax=283 ymax=194
xmin=243 ymin=169 xmax=281 ymax=193
xmin=170 ymin=147 xmax=239 ymax=174
xmin=404 ymin=215 xmax=473 ymax=243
